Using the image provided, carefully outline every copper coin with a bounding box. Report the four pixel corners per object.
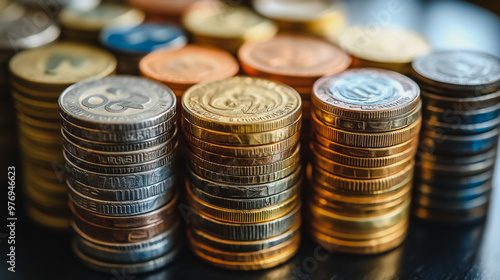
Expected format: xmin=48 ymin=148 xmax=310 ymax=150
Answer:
xmin=139 ymin=45 xmax=239 ymax=93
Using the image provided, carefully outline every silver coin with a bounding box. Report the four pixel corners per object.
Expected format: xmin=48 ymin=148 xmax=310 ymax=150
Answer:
xmin=423 ymin=115 xmax=500 ymax=135
xmin=62 ymin=133 xmax=177 ymax=165
xmin=421 ymin=90 xmax=500 ymax=110
xmin=62 ymin=126 xmax=177 ymax=152
xmin=66 ymin=158 xmax=174 ymax=189
xmin=412 ymin=50 xmax=500 ymax=94
xmin=63 ymin=148 xmax=177 ymax=175
xmin=423 ymin=103 xmax=500 ymax=125
xmin=187 ymin=165 xmax=302 ymax=198
xmin=418 ymin=168 xmax=494 ymax=189
xmin=414 ymin=192 xmax=491 ymax=211
xmin=68 ymin=181 xmax=174 ymax=216
xmin=68 ymin=175 xmax=176 ymax=201
xmin=415 ymin=180 xmax=492 ymax=200
xmin=60 ymin=114 xmax=176 ymax=143
xmin=188 ymin=180 xmax=300 ymax=210
xmin=72 ymin=239 xmax=181 ymax=274
xmin=74 ymin=220 xmax=181 ymax=263
xmin=189 ymin=202 xmax=301 ymax=241
xmin=421 ymin=128 xmax=499 ymax=155
xmin=59 ymin=76 xmax=176 ymax=131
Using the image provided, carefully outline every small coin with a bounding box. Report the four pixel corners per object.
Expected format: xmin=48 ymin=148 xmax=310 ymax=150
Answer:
xmin=140 ymin=45 xmax=239 ymax=93
xmin=238 ymin=34 xmax=350 ymax=87
xmin=313 ymin=68 xmax=421 ymax=120
xmin=339 ymin=25 xmax=430 ymax=64
xmin=182 ymin=76 xmax=302 ymax=133
xmin=182 ymin=115 xmax=302 ymax=146
xmin=411 ymin=50 xmax=500 ymax=94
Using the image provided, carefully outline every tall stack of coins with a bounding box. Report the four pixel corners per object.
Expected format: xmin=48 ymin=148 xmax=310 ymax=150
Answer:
xmin=411 ymin=50 xmax=500 ymax=224
xmin=309 ymin=69 xmax=422 ymax=254
xmin=252 ymin=0 xmax=347 ymax=40
xmin=339 ymin=26 xmax=431 ymax=74
xmin=59 ymin=76 xmax=181 ymax=273
xmin=9 ymin=42 xmax=116 ymax=229
xmin=100 ymin=23 xmax=187 ymax=75
xmin=140 ymin=45 xmax=239 ymax=118
xmin=59 ymin=3 xmax=145 ymax=45
xmin=183 ymin=1 xmax=278 ymax=54
xmin=128 ymin=0 xmax=213 ymax=23
xmin=182 ymin=77 xmax=303 ymax=270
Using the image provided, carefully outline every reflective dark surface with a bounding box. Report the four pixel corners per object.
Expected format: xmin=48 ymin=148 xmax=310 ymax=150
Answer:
xmin=1 ymin=0 xmax=500 ymax=279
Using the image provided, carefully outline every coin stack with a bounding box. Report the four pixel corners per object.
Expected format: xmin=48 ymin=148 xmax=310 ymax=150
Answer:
xmin=182 ymin=77 xmax=303 ymax=270
xmin=411 ymin=50 xmax=500 ymax=224
xmin=339 ymin=25 xmax=430 ymax=74
xmin=309 ymin=68 xmax=422 ymax=254
xmin=100 ymin=23 xmax=187 ymax=75
xmin=182 ymin=1 xmax=278 ymax=54
xmin=128 ymin=0 xmax=213 ymax=23
xmin=252 ymin=0 xmax=347 ymax=40
xmin=59 ymin=3 xmax=145 ymax=45
xmin=140 ymin=45 xmax=240 ymax=120
xmin=9 ymin=42 xmax=116 ymax=229
xmin=59 ymin=76 xmax=181 ymax=273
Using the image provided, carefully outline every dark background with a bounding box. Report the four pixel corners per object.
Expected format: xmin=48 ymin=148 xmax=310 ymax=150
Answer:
xmin=1 ymin=0 xmax=500 ymax=279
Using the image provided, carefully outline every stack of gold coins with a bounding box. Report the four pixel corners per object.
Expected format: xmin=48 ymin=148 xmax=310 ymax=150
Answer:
xmin=411 ymin=50 xmax=500 ymax=224
xmin=128 ymin=0 xmax=213 ymax=23
xmin=100 ymin=23 xmax=187 ymax=75
xmin=182 ymin=77 xmax=303 ymax=270
xmin=252 ymin=0 xmax=347 ymax=40
xmin=309 ymin=68 xmax=422 ymax=254
xmin=59 ymin=76 xmax=181 ymax=273
xmin=139 ymin=45 xmax=239 ymax=119
xmin=9 ymin=42 xmax=116 ymax=229
xmin=182 ymin=1 xmax=278 ymax=54
xmin=339 ymin=25 xmax=431 ymax=74
xmin=59 ymin=3 xmax=145 ymax=45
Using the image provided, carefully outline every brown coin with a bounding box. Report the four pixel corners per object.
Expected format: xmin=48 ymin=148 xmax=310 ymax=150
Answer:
xmin=238 ymin=34 xmax=351 ymax=87
xmin=139 ymin=45 xmax=239 ymax=93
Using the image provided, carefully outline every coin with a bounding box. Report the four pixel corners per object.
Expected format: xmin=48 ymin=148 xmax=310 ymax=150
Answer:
xmin=238 ymin=34 xmax=351 ymax=87
xmin=411 ymin=50 xmax=500 ymax=94
xmin=182 ymin=77 xmax=302 ymax=133
xmin=313 ymin=68 xmax=421 ymax=120
xmin=140 ymin=45 xmax=239 ymax=94
xmin=421 ymin=128 xmax=499 ymax=155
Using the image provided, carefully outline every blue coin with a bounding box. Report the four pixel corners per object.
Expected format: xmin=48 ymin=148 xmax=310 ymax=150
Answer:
xmin=100 ymin=23 xmax=187 ymax=54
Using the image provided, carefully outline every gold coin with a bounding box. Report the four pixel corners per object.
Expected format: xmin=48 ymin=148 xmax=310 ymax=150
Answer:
xmin=312 ymin=112 xmax=422 ymax=148
xmin=182 ymin=116 xmax=302 ymax=145
xmin=182 ymin=76 xmax=302 ymax=133
xmin=187 ymin=183 xmax=298 ymax=223
xmin=339 ymin=25 xmax=430 ymax=64
xmin=9 ymin=42 xmax=116 ymax=91
xmin=59 ymin=3 xmax=144 ymax=32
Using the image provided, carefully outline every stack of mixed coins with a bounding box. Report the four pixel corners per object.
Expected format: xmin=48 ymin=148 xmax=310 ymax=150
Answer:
xmin=183 ymin=1 xmax=278 ymax=54
xmin=59 ymin=76 xmax=181 ymax=273
xmin=139 ymin=45 xmax=239 ymax=118
xmin=9 ymin=42 xmax=116 ymax=229
xmin=182 ymin=77 xmax=303 ymax=270
xmin=128 ymin=0 xmax=212 ymax=23
xmin=309 ymin=69 xmax=422 ymax=254
xmin=100 ymin=23 xmax=187 ymax=75
xmin=252 ymin=0 xmax=347 ymax=40
xmin=411 ymin=50 xmax=500 ymax=224
xmin=339 ymin=25 xmax=430 ymax=74
xmin=59 ymin=3 xmax=145 ymax=45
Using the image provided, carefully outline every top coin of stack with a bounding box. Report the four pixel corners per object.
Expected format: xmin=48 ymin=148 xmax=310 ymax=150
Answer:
xmin=59 ymin=76 xmax=181 ymax=273
xmin=128 ymin=0 xmax=214 ymax=23
xmin=59 ymin=3 xmax=145 ymax=45
xmin=100 ymin=23 xmax=187 ymax=75
xmin=339 ymin=25 xmax=431 ymax=74
xmin=309 ymin=68 xmax=422 ymax=254
xmin=411 ymin=50 xmax=500 ymax=224
xmin=9 ymin=42 xmax=117 ymax=229
xmin=182 ymin=76 xmax=303 ymax=270
xmin=183 ymin=1 xmax=278 ymax=54
xmin=252 ymin=0 xmax=347 ymax=40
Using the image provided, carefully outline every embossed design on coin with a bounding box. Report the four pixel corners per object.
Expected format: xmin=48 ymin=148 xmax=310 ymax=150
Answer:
xmin=332 ymin=75 xmax=401 ymax=105
xmin=45 ymin=54 xmax=90 ymax=75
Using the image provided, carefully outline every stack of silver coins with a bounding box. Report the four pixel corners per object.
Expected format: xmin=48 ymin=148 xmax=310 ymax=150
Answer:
xmin=59 ymin=76 xmax=181 ymax=273
xmin=412 ymin=50 xmax=500 ymax=224
xmin=100 ymin=23 xmax=187 ymax=75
